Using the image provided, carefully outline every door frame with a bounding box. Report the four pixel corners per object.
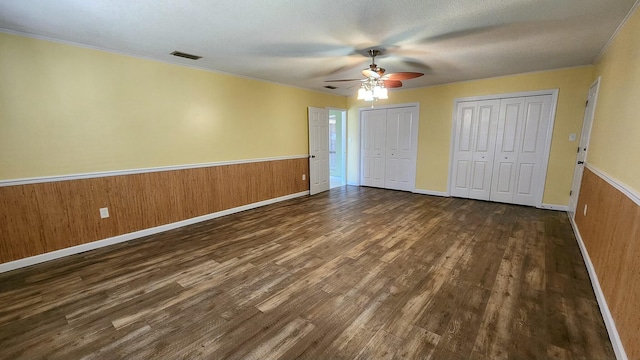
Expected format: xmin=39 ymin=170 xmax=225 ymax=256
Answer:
xmin=447 ymin=89 xmax=559 ymax=208
xmin=569 ymin=77 xmax=600 ymax=216
xmin=358 ymin=102 xmax=420 ymax=190
xmin=327 ymin=107 xmax=348 ymax=187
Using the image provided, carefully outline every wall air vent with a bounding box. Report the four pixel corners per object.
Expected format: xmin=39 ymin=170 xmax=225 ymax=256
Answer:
xmin=170 ymin=51 xmax=202 ymax=60
xmin=324 ymin=85 xmax=337 ymax=90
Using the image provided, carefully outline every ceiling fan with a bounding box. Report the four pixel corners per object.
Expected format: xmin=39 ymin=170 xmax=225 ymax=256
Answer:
xmin=325 ymin=49 xmax=424 ymax=90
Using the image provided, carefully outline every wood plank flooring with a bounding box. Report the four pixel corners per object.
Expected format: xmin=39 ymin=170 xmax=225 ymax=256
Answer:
xmin=0 ymin=186 xmax=615 ymax=359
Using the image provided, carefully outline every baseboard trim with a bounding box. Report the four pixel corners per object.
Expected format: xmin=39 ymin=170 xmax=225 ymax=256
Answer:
xmin=0 ymin=155 xmax=309 ymax=187
xmin=568 ymin=215 xmax=628 ymax=360
xmin=413 ymin=189 xmax=449 ymax=197
xmin=0 ymin=191 xmax=309 ymax=274
xmin=539 ymin=203 xmax=569 ymax=211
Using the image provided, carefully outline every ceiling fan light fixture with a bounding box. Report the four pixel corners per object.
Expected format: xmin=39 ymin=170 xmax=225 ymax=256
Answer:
xmin=377 ymin=87 xmax=388 ymax=100
xmin=357 ymin=87 xmax=367 ymax=100
xmin=358 ymin=78 xmax=387 ymax=102
xmin=363 ymin=90 xmax=374 ymax=102
xmin=331 ymin=48 xmax=422 ymax=103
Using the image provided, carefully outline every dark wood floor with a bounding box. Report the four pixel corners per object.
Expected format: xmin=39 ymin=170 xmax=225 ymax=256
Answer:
xmin=0 ymin=186 xmax=614 ymax=359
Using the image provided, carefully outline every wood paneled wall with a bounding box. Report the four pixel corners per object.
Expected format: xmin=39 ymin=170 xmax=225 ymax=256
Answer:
xmin=574 ymin=168 xmax=640 ymax=359
xmin=0 ymin=158 xmax=309 ymax=264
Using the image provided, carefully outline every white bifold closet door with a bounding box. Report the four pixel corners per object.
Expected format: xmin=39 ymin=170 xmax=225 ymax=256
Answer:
xmin=361 ymin=109 xmax=387 ymax=188
xmin=450 ymin=100 xmax=500 ymax=200
xmin=361 ymin=106 xmax=418 ymax=192
xmin=451 ymin=95 xmax=553 ymax=207
xmin=491 ymin=95 xmax=552 ymax=206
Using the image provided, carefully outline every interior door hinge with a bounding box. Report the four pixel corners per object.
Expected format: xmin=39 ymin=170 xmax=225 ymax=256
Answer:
xmin=570 ymin=190 xmax=573 ymax=196
xmin=586 ymin=100 xmax=589 ymax=107
xmin=577 ymin=146 xmax=580 ymax=153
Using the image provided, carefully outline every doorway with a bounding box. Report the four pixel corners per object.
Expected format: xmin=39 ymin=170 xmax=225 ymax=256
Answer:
xmin=329 ymin=109 xmax=347 ymax=188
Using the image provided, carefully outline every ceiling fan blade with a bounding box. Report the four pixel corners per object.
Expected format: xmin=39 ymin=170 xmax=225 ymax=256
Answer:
xmin=324 ymin=79 xmax=362 ymax=82
xmin=255 ymin=43 xmax=356 ymax=58
xmin=384 ymin=72 xmax=424 ymax=81
xmin=418 ymin=25 xmax=504 ymax=44
xmin=383 ymin=80 xmax=403 ymax=88
xmin=399 ymin=59 xmax=433 ymax=73
xmin=323 ymin=61 xmax=367 ymax=77
xmin=362 ymin=69 xmax=380 ymax=78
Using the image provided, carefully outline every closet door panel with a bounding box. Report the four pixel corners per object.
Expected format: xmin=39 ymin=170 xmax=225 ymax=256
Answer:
xmin=361 ymin=109 xmax=386 ymax=188
xmin=491 ymin=98 xmax=525 ymax=203
xmin=385 ymin=107 xmax=418 ymax=191
xmin=495 ymin=162 xmax=514 ymax=193
xmin=516 ymin=163 xmax=535 ymax=196
xmin=468 ymin=100 xmax=500 ymax=200
xmin=450 ymin=103 xmax=477 ymax=198
xmin=512 ymin=95 xmax=552 ymax=206
xmin=471 ymin=161 xmax=490 ymax=191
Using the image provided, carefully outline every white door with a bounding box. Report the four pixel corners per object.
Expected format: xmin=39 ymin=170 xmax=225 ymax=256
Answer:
xmin=491 ymin=98 xmax=526 ymax=204
xmin=360 ymin=109 xmax=386 ymax=188
xmin=450 ymin=100 xmax=500 ymax=200
xmin=511 ymin=95 xmax=552 ymax=206
xmin=491 ymin=95 xmax=553 ymax=206
xmin=385 ymin=107 xmax=419 ymax=191
xmin=308 ymin=107 xmax=330 ymax=195
xmin=569 ymin=80 xmax=600 ymax=216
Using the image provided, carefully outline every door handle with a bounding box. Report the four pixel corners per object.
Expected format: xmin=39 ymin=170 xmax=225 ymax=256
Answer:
xmin=577 ymin=161 xmax=584 ymax=164
xmin=311 ymin=155 xmax=316 ymax=158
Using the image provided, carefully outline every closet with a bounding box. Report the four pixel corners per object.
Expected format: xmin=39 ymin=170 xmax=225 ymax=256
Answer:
xmin=360 ymin=105 xmax=419 ymax=192
xmin=450 ymin=94 xmax=554 ymax=207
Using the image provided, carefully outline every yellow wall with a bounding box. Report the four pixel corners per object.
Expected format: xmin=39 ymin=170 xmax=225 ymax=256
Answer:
xmin=0 ymin=32 xmax=346 ymax=180
xmin=589 ymin=6 xmax=640 ymax=193
xmin=0 ymin=30 xmax=605 ymax=206
xmin=348 ymin=66 xmax=594 ymax=205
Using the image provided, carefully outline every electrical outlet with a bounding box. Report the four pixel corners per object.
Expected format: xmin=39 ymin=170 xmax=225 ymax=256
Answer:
xmin=302 ymin=174 xmax=306 ymax=181
xmin=583 ymin=204 xmax=588 ymax=216
xmin=569 ymin=133 xmax=577 ymax=141
xmin=100 ymin=207 xmax=110 ymax=219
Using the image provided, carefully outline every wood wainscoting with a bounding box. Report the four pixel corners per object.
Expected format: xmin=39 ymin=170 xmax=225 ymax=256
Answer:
xmin=0 ymin=158 xmax=309 ymax=265
xmin=574 ymin=167 xmax=640 ymax=359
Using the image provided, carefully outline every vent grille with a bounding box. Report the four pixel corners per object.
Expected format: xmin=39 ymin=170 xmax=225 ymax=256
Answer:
xmin=170 ymin=51 xmax=202 ymax=60
xmin=324 ymin=85 xmax=337 ymax=90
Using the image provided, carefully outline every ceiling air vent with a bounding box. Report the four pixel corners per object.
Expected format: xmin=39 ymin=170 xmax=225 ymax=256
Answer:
xmin=324 ymin=85 xmax=337 ymax=90
xmin=170 ymin=51 xmax=202 ymax=60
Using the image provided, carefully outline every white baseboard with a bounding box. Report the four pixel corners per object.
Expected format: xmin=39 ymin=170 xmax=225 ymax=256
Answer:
xmin=568 ymin=215 xmax=628 ymax=360
xmin=0 ymin=191 xmax=309 ymax=274
xmin=539 ymin=203 xmax=569 ymax=211
xmin=413 ymin=189 xmax=449 ymax=197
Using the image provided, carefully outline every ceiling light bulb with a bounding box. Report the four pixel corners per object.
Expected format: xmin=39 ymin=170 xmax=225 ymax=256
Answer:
xmin=378 ymin=87 xmax=388 ymax=99
xmin=373 ymin=85 xmax=382 ymax=97
xmin=357 ymin=87 xmax=366 ymax=100
xmin=363 ymin=90 xmax=374 ymax=102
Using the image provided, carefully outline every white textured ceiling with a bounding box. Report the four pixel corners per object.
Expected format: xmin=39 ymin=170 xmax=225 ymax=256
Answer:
xmin=0 ymin=0 xmax=637 ymax=96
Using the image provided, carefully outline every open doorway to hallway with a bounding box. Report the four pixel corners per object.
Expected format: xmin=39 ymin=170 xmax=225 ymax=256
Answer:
xmin=329 ymin=109 xmax=347 ymax=188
